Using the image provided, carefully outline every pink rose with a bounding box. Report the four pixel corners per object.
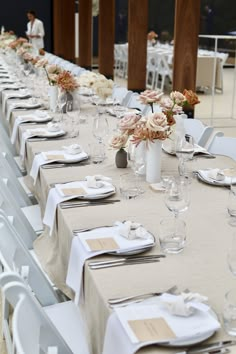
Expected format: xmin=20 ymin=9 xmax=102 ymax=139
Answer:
xmin=139 ymin=90 xmax=163 ymax=104
xmin=118 ymin=113 xmax=141 ymax=132
xmin=110 ymin=134 xmax=128 ymax=149
xmin=146 ymin=112 xmax=169 ymax=132
xmin=170 ymin=91 xmax=186 ymax=105
xmin=35 ymin=58 xmax=48 ymax=68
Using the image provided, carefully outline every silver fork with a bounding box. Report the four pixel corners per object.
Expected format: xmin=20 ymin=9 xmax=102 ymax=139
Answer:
xmin=108 ymin=285 xmax=178 ymax=307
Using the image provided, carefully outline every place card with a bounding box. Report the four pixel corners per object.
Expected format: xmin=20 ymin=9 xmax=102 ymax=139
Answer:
xmin=224 ymin=168 xmax=236 ymax=177
xmin=128 ymin=317 xmax=176 ymax=342
xmin=61 ymin=187 xmax=86 ymax=196
xmin=86 ymin=237 xmax=119 ymax=251
xmin=45 ymin=154 xmax=64 ymax=160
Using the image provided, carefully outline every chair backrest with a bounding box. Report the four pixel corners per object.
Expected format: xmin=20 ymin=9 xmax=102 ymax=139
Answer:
xmin=183 ymin=118 xmax=215 ymax=147
xmin=126 ymin=93 xmax=148 ymax=114
xmin=208 ymin=135 xmax=236 ymax=161
xmin=0 ymin=153 xmax=31 ymax=206
xmin=1 ymin=177 xmax=29 ymax=208
xmin=0 ymin=215 xmax=59 ymax=305
xmin=1 ymin=279 xmax=72 ymax=354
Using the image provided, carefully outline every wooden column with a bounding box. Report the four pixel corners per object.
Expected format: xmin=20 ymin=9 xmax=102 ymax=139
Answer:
xmin=127 ymin=0 xmax=148 ymax=92
xmin=98 ymin=0 xmax=115 ymax=79
xmin=173 ymin=0 xmax=200 ymax=116
xmin=79 ymin=0 xmax=92 ymax=70
xmin=53 ymin=0 xmax=75 ymax=62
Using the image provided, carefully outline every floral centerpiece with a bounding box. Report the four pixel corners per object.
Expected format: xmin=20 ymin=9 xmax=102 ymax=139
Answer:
xmin=147 ymin=31 xmax=158 ymax=46
xmin=56 ymin=70 xmax=79 ymax=111
xmin=110 ymin=89 xmax=200 ymax=181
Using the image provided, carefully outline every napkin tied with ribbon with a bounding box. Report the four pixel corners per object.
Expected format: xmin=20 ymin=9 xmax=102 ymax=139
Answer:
xmin=160 ymin=292 xmax=209 ymax=317
xmin=118 ymin=221 xmax=152 ymax=241
xmin=85 ymin=175 xmax=112 ymax=189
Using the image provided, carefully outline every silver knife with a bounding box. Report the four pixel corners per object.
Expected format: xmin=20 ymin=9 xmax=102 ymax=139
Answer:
xmin=89 ymin=259 xmax=160 ymax=269
xmin=176 ymin=349 xmax=230 ymax=354
xmin=178 ymin=340 xmax=236 ymax=353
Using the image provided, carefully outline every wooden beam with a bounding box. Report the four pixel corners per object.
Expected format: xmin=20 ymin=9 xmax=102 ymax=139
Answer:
xmin=98 ymin=0 xmax=115 ymax=79
xmin=173 ymin=0 xmax=200 ymax=93
xmin=53 ymin=0 xmax=75 ymax=62
xmin=127 ymin=0 xmax=148 ymax=92
xmin=79 ymin=0 xmax=92 ymax=70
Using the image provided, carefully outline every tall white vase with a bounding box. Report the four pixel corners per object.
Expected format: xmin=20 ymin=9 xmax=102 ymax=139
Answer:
xmin=49 ymin=85 xmax=58 ymax=112
xmin=146 ymin=140 xmax=162 ymax=183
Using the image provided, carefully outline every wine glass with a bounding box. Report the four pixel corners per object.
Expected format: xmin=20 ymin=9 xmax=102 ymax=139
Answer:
xmin=66 ymin=104 xmax=80 ymax=138
xmin=164 ymin=177 xmax=190 ymax=219
xmin=92 ymin=115 xmax=109 ymax=143
xmin=57 ymin=92 xmax=67 ymax=120
xmin=176 ymin=134 xmax=194 ymax=177
xmin=227 ymin=232 xmax=236 ymax=276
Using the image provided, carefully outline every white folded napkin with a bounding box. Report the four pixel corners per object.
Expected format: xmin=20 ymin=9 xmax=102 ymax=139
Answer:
xmin=47 ymin=122 xmax=61 ymax=132
xmin=85 ymin=175 xmax=111 ymax=189
xmin=63 ymin=144 xmax=82 ymax=155
xmin=6 ymin=99 xmax=41 ymax=121
xmin=30 ymin=149 xmax=88 ymax=184
xmin=207 ymin=168 xmax=225 ymax=181
xmin=43 ymin=180 xmax=115 ymax=234
xmin=198 ymin=168 xmax=236 ymax=185
xmin=11 ymin=113 xmax=52 ymax=144
xmin=66 ymin=223 xmax=155 ymax=303
xmin=2 ymin=89 xmax=30 ymax=113
xmin=102 ymin=297 xmax=220 ymax=354
xmin=160 ymin=292 xmax=209 ymax=317
xmin=118 ymin=221 xmax=152 ymax=241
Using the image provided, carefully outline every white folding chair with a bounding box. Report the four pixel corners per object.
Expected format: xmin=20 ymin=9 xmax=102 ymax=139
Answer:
xmin=208 ymin=135 xmax=236 ymax=161
xmin=183 ymin=118 xmax=216 ymax=147
xmin=126 ymin=93 xmax=149 ymax=114
xmin=112 ymin=86 xmax=132 ymax=106
xmin=0 ymin=178 xmax=43 ymax=234
xmin=0 ymin=152 xmax=35 ymax=202
xmin=0 ymin=275 xmax=90 ymax=354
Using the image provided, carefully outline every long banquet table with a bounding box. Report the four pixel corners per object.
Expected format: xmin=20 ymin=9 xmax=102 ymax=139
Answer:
xmin=3 ymin=87 xmax=236 ymax=354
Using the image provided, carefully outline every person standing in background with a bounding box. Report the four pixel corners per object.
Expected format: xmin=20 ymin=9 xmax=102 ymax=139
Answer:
xmin=26 ymin=10 xmax=45 ymax=53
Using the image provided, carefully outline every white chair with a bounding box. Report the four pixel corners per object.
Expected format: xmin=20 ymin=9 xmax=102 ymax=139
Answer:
xmin=146 ymin=50 xmax=159 ymax=89
xmin=0 ymin=178 xmax=43 ymax=234
xmin=154 ymin=53 xmax=172 ymax=92
xmin=208 ymin=135 xmax=236 ymax=161
xmin=112 ymin=86 xmax=132 ymax=106
xmin=126 ymin=93 xmax=149 ymax=114
xmin=0 ymin=275 xmax=90 ymax=354
xmin=183 ymin=118 xmax=215 ymax=147
xmin=0 ymin=152 xmax=35 ymax=201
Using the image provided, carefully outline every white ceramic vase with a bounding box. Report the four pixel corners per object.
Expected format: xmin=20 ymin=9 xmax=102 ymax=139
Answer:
xmin=49 ymin=85 xmax=58 ymax=112
xmin=146 ymin=139 xmax=162 ymax=183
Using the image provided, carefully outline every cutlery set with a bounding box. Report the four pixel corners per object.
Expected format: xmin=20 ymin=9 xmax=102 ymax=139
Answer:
xmin=175 ymin=340 xmax=236 ymax=354
xmin=41 ymin=161 xmax=90 ymax=169
xmin=60 ymin=199 xmax=120 ymax=209
xmin=89 ymin=254 xmax=165 ymax=270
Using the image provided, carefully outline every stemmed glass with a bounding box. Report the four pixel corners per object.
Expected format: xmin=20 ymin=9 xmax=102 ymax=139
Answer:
xmin=65 ymin=104 xmax=80 ymax=138
xmin=57 ymin=92 xmax=67 ymax=121
xmin=127 ymin=142 xmax=146 ymax=194
xmin=176 ymin=134 xmax=194 ymax=176
xmin=164 ymin=177 xmax=190 ymax=228
xmin=227 ymin=233 xmax=236 ymax=276
xmin=92 ymin=114 xmax=109 ymax=143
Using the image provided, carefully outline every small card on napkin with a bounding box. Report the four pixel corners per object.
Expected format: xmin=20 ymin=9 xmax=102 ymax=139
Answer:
xmin=45 ymin=154 xmax=65 ymax=160
xmin=86 ymin=237 xmax=119 ymax=251
xmin=128 ymin=318 xmax=176 ymax=342
xmin=61 ymin=187 xmax=86 ymax=196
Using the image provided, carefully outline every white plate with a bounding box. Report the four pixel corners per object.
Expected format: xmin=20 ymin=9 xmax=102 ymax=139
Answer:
xmin=78 ymin=189 xmax=116 ymax=200
xmin=46 ymin=155 xmax=88 ymax=164
xmin=162 ymin=330 xmax=215 ymax=347
xmin=28 ymin=129 xmax=66 ymax=138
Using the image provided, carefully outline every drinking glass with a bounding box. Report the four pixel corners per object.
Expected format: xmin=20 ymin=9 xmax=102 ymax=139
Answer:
xmin=119 ymin=173 xmax=140 ymax=200
xmin=176 ymin=134 xmax=194 ymax=177
xmin=57 ymin=92 xmax=67 ymax=120
xmin=92 ymin=115 xmax=109 ymax=143
xmin=127 ymin=142 xmax=146 ymax=177
xmin=65 ymin=105 xmax=80 ymax=138
xmin=159 ymin=217 xmax=186 ymax=253
xmin=90 ymin=143 xmax=106 ymax=164
xmin=223 ymin=288 xmax=236 ymax=336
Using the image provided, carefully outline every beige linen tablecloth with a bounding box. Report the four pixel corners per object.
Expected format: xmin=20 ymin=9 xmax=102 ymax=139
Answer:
xmin=7 ymin=100 xmax=236 ymax=354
